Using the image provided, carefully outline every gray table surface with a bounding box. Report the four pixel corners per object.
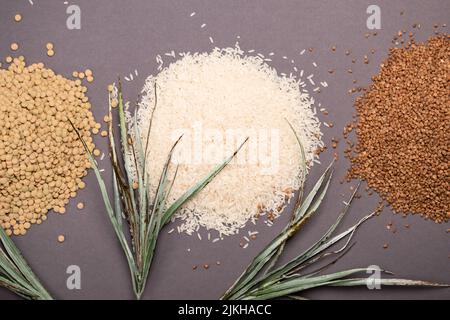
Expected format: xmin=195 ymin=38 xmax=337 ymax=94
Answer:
xmin=0 ymin=0 xmax=449 ymax=300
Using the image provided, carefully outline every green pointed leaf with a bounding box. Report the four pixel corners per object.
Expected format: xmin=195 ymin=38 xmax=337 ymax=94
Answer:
xmin=329 ymin=278 xmax=450 ymax=288
xmin=223 ymin=162 xmax=334 ymax=300
xmin=161 ymin=137 xmax=248 ymax=227
xmin=0 ymin=224 xmax=52 ymax=300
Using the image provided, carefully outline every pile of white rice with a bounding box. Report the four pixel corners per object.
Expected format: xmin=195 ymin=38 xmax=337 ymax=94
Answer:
xmin=129 ymin=46 xmax=323 ymax=237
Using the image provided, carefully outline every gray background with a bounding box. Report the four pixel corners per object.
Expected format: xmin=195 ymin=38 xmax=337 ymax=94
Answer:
xmin=0 ymin=0 xmax=449 ymax=300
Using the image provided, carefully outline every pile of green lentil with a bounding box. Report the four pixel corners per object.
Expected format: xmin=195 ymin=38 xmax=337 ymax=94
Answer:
xmin=0 ymin=57 xmax=99 ymax=236
xmin=348 ymin=34 xmax=450 ymax=223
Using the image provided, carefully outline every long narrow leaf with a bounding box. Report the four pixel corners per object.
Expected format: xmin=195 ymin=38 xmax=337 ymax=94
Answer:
xmin=256 ymin=210 xmax=374 ymax=293
xmin=257 ymin=184 xmax=365 ymax=290
xmin=0 ymin=225 xmax=52 ymax=300
xmin=70 ymin=121 xmax=138 ymax=289
xmin=246 ymin=268 xmax=369 ymax=300
xmin=139 ymin=137 xmax=183 ymax=297
xmin=223 ymin=162 xmax=334 ymax=299
xmin=0 ymin=275 xmax=41 ymax=299
xmin=328 ymin=278 xmax=450 ymax=288
xmin=161 ymin=137 xmax=249 ymax=227
xmin=265 ymin=120 xmax=307 ymax=273
xmin=0 ymin=249 xmax=29 ymax=289
xmin=77 ymin=82 xmax=248 ymax=299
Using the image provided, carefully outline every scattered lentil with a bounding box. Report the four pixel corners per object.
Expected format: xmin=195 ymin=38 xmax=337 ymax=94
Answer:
xmin=10 ymin=43 xmax=19 ymax=51
xmin=111 ymin=98 xmax=118 ymax=108
xmin=14 ymin=14 xmax=22 ymax=22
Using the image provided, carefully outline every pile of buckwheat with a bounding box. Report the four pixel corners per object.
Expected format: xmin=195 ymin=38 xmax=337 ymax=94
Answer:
xmin=348 ymin=35 xmax=450 ymax=223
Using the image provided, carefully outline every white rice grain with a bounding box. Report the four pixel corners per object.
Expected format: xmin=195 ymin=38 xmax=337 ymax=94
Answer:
xmin=129 ymin=47 xmax=323 ymax=237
